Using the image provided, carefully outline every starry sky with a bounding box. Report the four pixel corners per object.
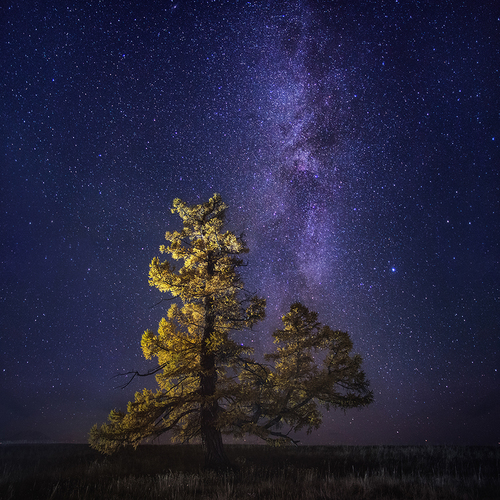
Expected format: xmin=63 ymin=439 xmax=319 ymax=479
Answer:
xmin=1 ymin=1 xmax=499 ymax=446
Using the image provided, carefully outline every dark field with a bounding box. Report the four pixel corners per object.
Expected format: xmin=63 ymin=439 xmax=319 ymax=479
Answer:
xmin=1 ymin=443 xmax=498 ymax=499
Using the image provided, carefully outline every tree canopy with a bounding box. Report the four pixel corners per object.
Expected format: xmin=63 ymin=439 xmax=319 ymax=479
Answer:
xmin=89 ymin=194 xmax=373 ymax=469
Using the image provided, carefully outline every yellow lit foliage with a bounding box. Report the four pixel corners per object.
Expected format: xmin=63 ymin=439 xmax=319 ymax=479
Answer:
xmin=253 ymin=302 xmax=374 ymax=442
xmin=90 ymin=194 xmax=266 ymax=455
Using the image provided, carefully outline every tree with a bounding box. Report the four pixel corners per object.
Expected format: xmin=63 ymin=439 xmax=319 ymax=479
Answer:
xmin=89 ymin=194 xmax=373 ymax=469
xmin=90 ymin=194 xmax=265 ymax=468
xmin=234 ymin=302 xmax=374 ymax=445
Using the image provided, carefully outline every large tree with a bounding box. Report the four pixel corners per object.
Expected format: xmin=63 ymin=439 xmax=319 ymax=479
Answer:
xmin=89 ymin=194 xmax=373 ymax=469
xmin=234 ymin=302 xmax=374 ymax=445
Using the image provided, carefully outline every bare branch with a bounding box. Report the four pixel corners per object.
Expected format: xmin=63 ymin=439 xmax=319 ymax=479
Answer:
xmin=149 ymin=297 xmax=177 ymax=309
xmin=112 ymin=363 xmax=169 ymax=389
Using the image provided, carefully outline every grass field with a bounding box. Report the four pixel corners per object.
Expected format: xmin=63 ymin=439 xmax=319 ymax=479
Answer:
xmin=1 ymin=443 xmax=498 ymax=499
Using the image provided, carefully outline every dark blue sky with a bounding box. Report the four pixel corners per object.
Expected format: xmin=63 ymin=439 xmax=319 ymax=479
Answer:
xmin=1 ymin=0 xmax=499 ymax=445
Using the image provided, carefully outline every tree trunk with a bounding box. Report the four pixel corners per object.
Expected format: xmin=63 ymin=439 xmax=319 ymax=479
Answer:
xmin=199 ymin=273 xmax=232 ymax=470
xmin=199 ymin=349 xmax=231 ymax=469
xmin=201 ymin=415 xmax=231 ymax=469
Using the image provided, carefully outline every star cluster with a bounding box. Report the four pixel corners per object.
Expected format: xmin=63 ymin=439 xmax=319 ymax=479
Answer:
xmin=1 ymin=1 xmax=498 ymax=445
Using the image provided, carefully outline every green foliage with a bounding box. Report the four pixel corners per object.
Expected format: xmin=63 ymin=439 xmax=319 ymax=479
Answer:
xmin=89 ymin=194 xmax=373 ymax=460
xmin=233 ymin=302 xmax=373 ymax=444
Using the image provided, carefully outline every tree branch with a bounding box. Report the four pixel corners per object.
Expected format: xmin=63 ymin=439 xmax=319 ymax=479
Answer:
xmin=113 ymin=363 xmax=169 ymax=389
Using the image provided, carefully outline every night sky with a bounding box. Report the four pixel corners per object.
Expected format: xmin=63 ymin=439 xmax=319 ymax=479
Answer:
xmin=1 ymin=1 xmax=499 ymax=446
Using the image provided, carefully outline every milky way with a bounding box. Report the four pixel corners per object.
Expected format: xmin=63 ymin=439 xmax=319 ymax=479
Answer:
xmin=1 ymin=1 xmax=498 ymax=445
xmin=240 ymin=5 xmax=361 ymax=302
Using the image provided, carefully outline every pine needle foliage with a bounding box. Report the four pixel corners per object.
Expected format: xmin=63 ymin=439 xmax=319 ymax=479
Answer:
xmin=233 ymin=302 xmax=373 ymax=445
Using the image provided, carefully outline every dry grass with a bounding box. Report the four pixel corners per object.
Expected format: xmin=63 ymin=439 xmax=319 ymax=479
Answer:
xmin=1 ymin=443 xmax=498 ymax=499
